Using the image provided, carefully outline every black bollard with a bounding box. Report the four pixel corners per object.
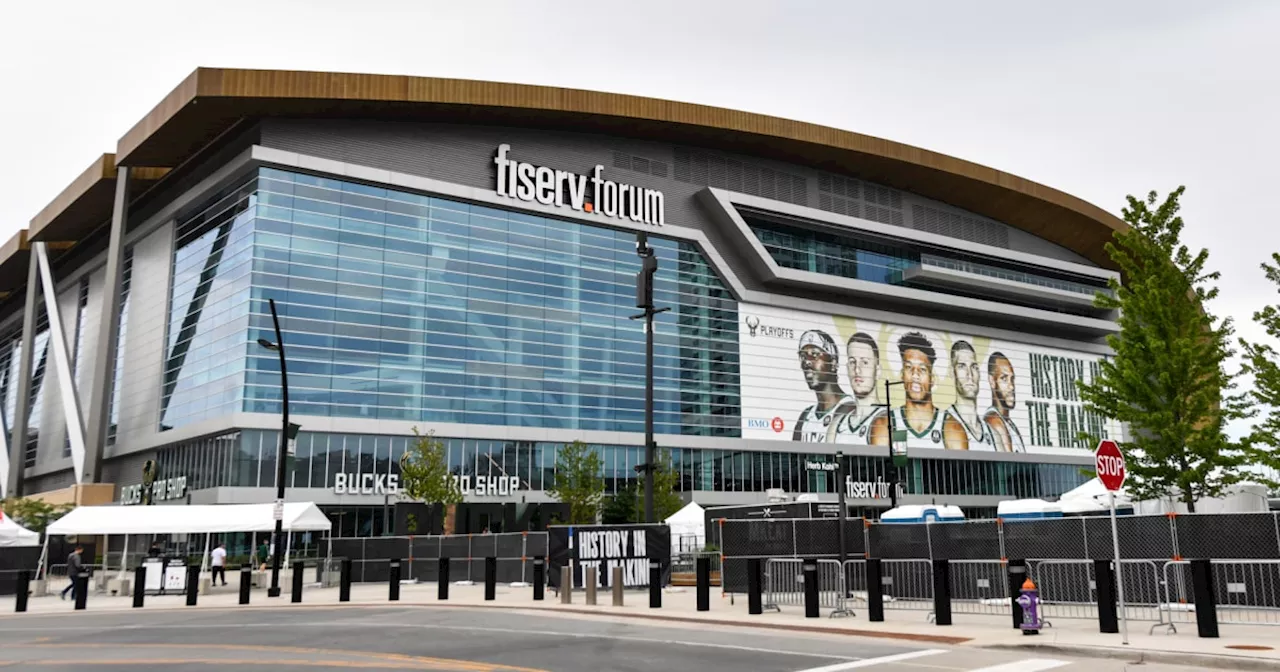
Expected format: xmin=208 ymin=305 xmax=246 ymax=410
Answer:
xmin=74 ymin=572 xmax=89 ymax=611
xmin=649 ymin=559 xmax=661 ymax=608
xmin=185 ymin=566 xmax=199 ymax=606
xmin=339 ymin=558 xmax=352 ymax=603
xmin=132 ymin=566 xmax=146 ymax=609
xmin=291 ymin=561 xmax=304 ymax=603
xmin=239 ymin=567 xmax=252 ymax=605
xmin=438 ymin=557 xmax=449 ymax=600
xmin=747 ymin=558 xmax=763 ymax=615
xmin=1007 ymin=560 xmax=1027 ymax=629
xmin=696 ymin=556 xmax=710 ymax=612
xmin=533 ymin=558 xmax=545 ymax=601
xmin=931 ymin=559 xmax=951 ymax=626
xmin=866 ymin=558 xmax=884 ymax=622
xmin=15 ymin=570 xmax=30 ymax=613
xmin=1191 ymin=559 xmax=1219 ymax=638
xmin=1094 ymin=559 xmax=1119 ymax=634
xmin=485 ymin=557 xmax=496 ymax=601
xmin=803 ymin=559 xmax=819 ymax=618
xmin=389 ymin=559 xmax=401 ymax=601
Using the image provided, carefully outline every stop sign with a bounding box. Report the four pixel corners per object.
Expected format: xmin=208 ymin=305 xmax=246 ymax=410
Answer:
xmin=1095 ymin=439 xmax=1126 ymax=491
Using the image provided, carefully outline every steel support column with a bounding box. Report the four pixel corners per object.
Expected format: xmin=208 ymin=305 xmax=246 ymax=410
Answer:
xmin=33 ymin=242 xmax=87 ymax=482
xmin=4 ymin=254 xmax=41 ymax=498
xmin=82 ymin=166 xmax=130 ymax=484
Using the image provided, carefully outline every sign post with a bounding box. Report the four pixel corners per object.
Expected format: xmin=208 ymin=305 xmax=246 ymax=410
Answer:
xmin=1095 ymin=439 xmax=1128 ymax=646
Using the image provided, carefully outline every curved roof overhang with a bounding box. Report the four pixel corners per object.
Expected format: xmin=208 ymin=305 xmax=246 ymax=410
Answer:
xmin=4 ymin=67 xmax=1127 ymax=297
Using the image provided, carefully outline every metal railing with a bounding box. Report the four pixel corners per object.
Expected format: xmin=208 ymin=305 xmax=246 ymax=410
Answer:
xmin=948 ymin=560 xmax=1009 ymax=615
xmin=881 ymin=559 xmax=933 ymax=611
xmin=763 ymin=558 xmax=847 ymax=613
xmin=1029 ymin=559 xmax=1166 ymax=624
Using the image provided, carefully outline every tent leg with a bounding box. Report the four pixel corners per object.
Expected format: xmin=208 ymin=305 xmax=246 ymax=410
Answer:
xmin=119 ymin=534 xmax=128 ymax=580
xmin=201 ymin=532 xmax=210 ymax=572
xmin=37 ymin=534 xmax=49 ymax=579
xmin=284 ymin=531 xmax=292 ymax=566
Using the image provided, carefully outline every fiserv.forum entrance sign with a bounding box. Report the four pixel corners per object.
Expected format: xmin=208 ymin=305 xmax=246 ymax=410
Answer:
xmin=493 ymin=144 xmax=664 ymax=226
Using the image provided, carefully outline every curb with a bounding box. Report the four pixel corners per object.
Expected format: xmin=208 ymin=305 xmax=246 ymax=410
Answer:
xmin=984 ymin=643 xmax=1280 ymax=672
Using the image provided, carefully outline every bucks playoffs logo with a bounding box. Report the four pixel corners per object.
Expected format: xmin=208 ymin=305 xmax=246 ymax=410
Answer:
xmin=745 ymin=316 xmax=760 ymax=337
xmin=743 ymin=316 xmax=794 ymax=340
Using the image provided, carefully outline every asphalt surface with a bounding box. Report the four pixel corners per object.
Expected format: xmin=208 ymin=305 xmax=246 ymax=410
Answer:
xmin=0 ymin=606 xmax=1235 ymax=671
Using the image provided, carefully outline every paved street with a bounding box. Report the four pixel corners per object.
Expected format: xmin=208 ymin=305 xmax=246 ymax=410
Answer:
xmin=0 ymin=606 xmax=1231 ymax=671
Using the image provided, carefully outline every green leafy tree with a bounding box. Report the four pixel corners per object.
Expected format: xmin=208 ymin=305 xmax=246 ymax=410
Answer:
xmin=601 ymin=481 xmax=638 ymax=524
xmin=1236 ymin=255 xmax=1280 ymax=485
xmin=399 ymin=428 xmax=463 ymax=530
xmin=651 ymin=448 xmax=685 ymax=521
xmin=548 ymin=441 xmax=605 ymax=524
xmin=1077 ymin=187 xmax=1250 ymax=511
xmin=1 ymin=497 xmax=73 ymax=537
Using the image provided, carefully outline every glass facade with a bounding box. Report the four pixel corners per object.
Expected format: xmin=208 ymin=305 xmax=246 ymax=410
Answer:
xmin=198 ymin=168 xmax=741 ymax=435
xmin=24 ymin=309 xmax=49 ymax=469
xmin=746 ymin=212 xmax=1110 ymax=306
xmin=107 ymin=249 xmax=133 ymax=446
xmin=157 ymin=429 xmax=1087 ymax=501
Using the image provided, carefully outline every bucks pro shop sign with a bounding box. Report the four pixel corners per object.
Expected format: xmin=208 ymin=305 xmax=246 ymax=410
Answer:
xmin=547 ymin=524 xmax=671 ymax=590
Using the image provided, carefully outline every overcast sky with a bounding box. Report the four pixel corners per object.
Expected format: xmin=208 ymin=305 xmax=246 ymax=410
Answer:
xmin=2 ymin=0 xmax=1277 ymax=432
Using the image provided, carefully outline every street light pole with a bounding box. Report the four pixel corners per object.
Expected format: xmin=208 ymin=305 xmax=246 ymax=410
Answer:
xmin=630 ymin=233 xmax=669 ymax=523
xmin=259 ymin=298 xmax=289 ymax=598
xmin=883 ymin=379 xmax=904 ymax=511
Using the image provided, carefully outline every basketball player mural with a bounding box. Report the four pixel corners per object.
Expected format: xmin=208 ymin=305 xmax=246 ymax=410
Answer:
xmin=870 ymin=332 xmax=960 ymax=449
xmin=793 ymin=330 xmax=857 ymax=443
xmin=942 ymin=341 xmax=997 ymax=450
xmin=828 ymin=332 xmax=887 ymax=444
xmin=983 ymin=352 xmax=1026 ymax=452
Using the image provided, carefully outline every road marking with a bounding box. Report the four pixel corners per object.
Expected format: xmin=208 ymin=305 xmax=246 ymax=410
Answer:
xmin=791 ymin=649 xmax=946 ymax=671
xmin=964 ymin=661 xmax=1068 ymax=672
xmin=0 ymin=621 xmax=865 ymax=663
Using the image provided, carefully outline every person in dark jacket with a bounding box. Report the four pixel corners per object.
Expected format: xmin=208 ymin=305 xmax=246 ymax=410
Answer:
xmin=60 ymin=546 xmax=85 ymax=601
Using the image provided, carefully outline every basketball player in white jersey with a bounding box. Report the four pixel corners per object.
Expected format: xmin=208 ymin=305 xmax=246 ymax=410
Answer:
xmin=869 ymin=332 xmax=945 ymax=449
xmin=828 ymin=332 xmax=886 ymax=444
xmin=793 ymin=330 xmax=857 ymax=443
xmin=984 ymin=352 xmax=1026 ymax=452
xmin=942 ymin=340 xmax=997 ymax=450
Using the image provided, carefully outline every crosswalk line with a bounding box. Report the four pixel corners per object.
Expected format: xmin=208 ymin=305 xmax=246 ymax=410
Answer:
xmin=965 ymin=660 xmax=1069 ymax=672
xmin=792 ymin=649 xmax=947 ymax=671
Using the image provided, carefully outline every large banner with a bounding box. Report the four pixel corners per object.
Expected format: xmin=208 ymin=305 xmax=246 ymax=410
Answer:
xmin=547 ymin=524 xmax=671 ymax=589
xmin=739 ymin=303 xmax=1120 ymax=455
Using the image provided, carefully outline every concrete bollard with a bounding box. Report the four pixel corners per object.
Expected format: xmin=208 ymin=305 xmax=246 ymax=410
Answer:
xmin=339 ymin=558 xmax=352 ymax=602
xmin=14 ymin=570 xmax=30 ymax=613
xmin=239 ymin=567 xmax=252 ymax=605
xmin=132 ymin=567 xmax=146 ymax=609
xmin=389 ymin=560 xmax=401 ymax=602
xmin=185 ymin=566 xmax=200 ymax=606
xmin=612 ymin=566 xmax=624 ymax=606
xmin=438 ymin=557 xmax=449 ymax=600
xmin=291 ymin=561 xmax=304 ymax=603
xmin=932 ymin=559 xmax=952 ymax=626
xmin=560 ymin=566 xmax=572 ymax=604
xmin=696 ymin=556 xmax=710 ymax=612
xmin=533 ymin=558 xmax=545 ymax=601
xmin=74 ymin=572 xmax=89 ymax=611
xmin=649 ymin=559 xmax=661 ymax=609
xmin=585 ymin=567 xmax=598 ymax=605
xmin=484 ymin=557 xmax=496 ymax=601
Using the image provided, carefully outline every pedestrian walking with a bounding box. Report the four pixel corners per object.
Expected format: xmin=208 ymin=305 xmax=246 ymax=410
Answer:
xmin=258 ymin=539 xmax=270 ymax=571
xmin=210 ymin=543 xmax=228 ymax=586
xmin=60 ymin=545 xmax=86 ymax=601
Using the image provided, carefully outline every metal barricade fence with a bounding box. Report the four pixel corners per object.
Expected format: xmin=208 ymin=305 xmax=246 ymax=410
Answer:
xmin=762 ymin=558 xmax=847 ymax=612
xmin=948 ymin=560 xmax=1009 ymax=615
xmin=1031 ymin=558 xmax=1165 ymax=623
xmin=881 ymin=559 xmax=933 ymax=611
xmin=1211 ymin=560 xmax=1280 ymax=625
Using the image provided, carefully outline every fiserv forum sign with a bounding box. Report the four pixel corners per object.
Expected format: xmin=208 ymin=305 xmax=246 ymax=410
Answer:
xmin=493 ymin=145 xmax=665 ymax=226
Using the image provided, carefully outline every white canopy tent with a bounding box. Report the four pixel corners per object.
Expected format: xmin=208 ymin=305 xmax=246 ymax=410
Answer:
xmin=0 ymin=513 xmax=40 ymax=547
xmin=664 ymin=501 xmax=705 ymax=554
xmin=43 ymin=503 xmax=332 ymax=579
xmin=47 ymin=503 xmax=331 ymax=536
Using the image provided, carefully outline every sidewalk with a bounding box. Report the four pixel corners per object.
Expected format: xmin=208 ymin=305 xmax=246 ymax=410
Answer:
xmin=9 ymin=581 xmax=1280 ymax=670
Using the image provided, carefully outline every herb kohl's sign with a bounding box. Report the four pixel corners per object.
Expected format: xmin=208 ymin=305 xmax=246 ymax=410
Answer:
xmin=493 ymin=145 xmax=665 ymax=226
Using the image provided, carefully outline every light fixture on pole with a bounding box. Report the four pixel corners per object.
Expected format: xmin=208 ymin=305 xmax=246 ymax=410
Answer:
xmin=257 ymin=298 xmax=299 ymax=598
xmin=629 ymin=232 xmax=669 ymax=523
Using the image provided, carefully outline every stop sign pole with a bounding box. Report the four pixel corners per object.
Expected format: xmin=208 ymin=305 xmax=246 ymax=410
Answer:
xmin=1095 ymin=439 xmax=1129 ymax=645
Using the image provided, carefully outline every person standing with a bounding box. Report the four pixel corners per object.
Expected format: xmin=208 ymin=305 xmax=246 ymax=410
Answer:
xmin=258 ymin=539 xmax=270 ymax=571
xmin=210 ymin=543 xmax=228 ymax=586
xmin=60 ymin=545 xmax=85 ymax=601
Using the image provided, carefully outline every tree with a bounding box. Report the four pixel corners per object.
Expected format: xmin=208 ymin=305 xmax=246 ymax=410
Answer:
xmin=651 ymin=448 xmax=685 ymax=521
xmin=1 ymin=497 xmax=73 ymax=537
xmin=547 ymin=441 xmax=605 ymax=524
xmin=1235 ymin=254 xmax=1280 ymax=484
xmin=399 ymin=428 xmax=463 ymax=532
xmin=601 ymin=481 xmax=638 ymax=524
xmin=1076 ymin=187 xmax=1250 ymax=512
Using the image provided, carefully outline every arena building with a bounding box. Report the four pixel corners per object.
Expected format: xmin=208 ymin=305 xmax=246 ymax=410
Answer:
xmin=0 ymin=68 xmax=1131 ymax=535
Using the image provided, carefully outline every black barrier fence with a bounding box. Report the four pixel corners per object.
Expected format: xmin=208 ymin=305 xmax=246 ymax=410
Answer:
xmin=328 ymin=532 xmax=546 ymax=585
xmin=719 ymin=512 xmax=1280 ymax=595
xmin=0 ymin=547 xmax=41 ymax=597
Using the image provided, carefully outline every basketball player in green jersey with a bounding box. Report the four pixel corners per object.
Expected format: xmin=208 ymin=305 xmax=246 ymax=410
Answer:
xmin=869 ymin=331 xmax=945 ymax=449
xmin=942 ymin=340 xmax=997 ymax=450
xmin=828 ymin=332 xmax=886 ymax=444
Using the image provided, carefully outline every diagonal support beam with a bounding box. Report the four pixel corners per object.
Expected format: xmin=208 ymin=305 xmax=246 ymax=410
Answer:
xmin=33 ymin=242 xmax=87 ymax=484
